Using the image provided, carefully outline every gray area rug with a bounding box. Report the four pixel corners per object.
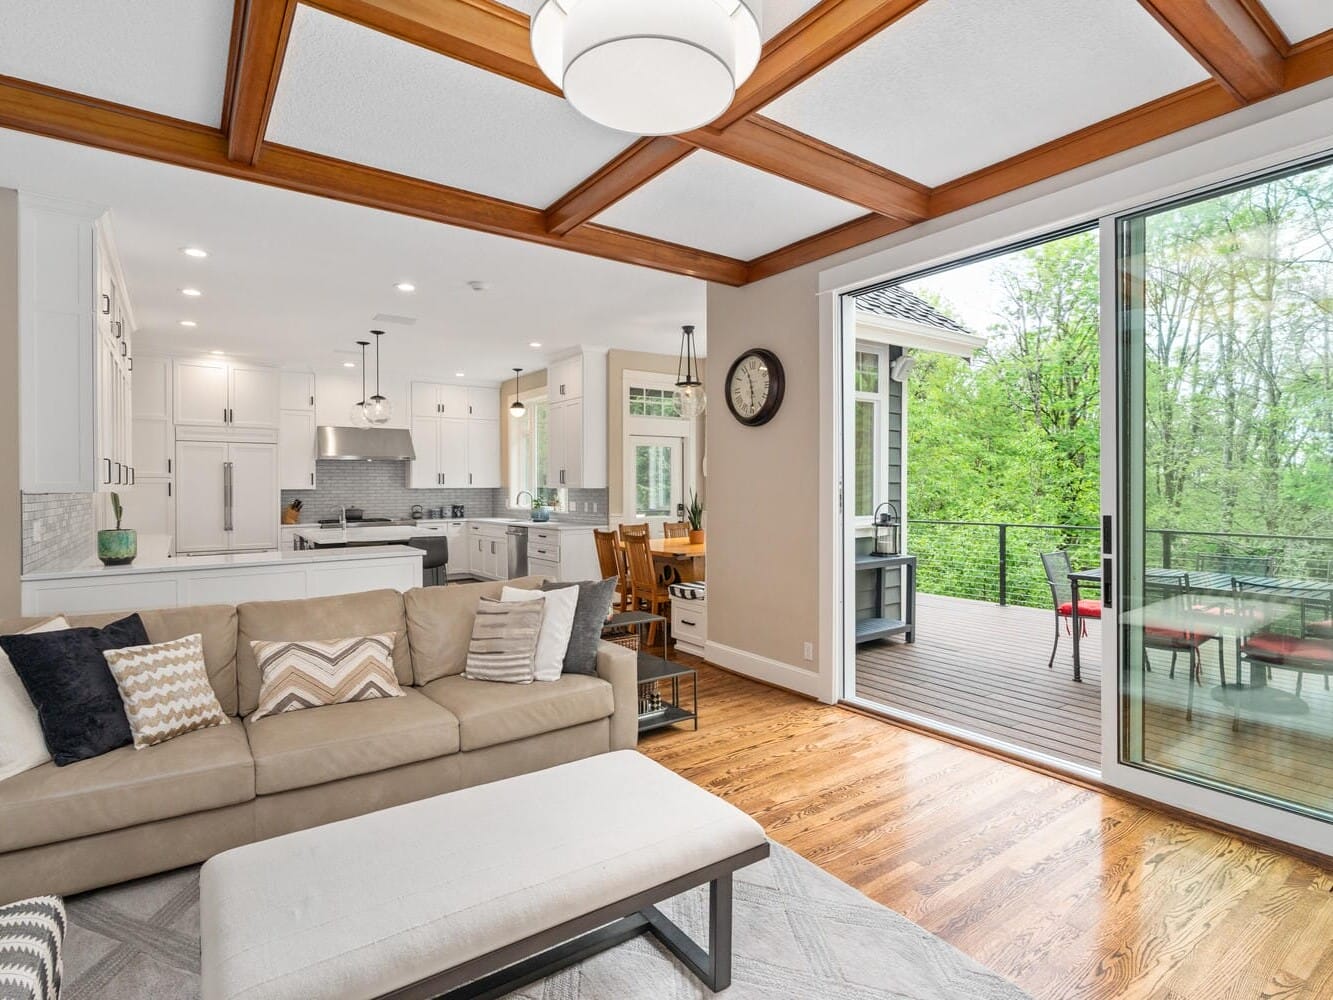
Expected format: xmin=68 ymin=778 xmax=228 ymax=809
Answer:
xmin=64 ymin=843 xmax=1029 ymax=999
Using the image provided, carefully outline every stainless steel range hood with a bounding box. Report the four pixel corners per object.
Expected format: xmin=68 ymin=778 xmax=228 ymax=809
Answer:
xmin=317 ymin=426 xmax=416 ymax=461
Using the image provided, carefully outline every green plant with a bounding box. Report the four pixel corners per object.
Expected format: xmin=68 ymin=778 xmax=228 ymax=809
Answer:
xmin=686 ymin=491 xmax=704 ymax=531
xmin=110 ymin=492 xmax=124 ymax=530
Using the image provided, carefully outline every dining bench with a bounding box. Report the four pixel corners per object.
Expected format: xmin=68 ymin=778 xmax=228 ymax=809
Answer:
xmin=199 ymin=750 xmax=769 ymax=1000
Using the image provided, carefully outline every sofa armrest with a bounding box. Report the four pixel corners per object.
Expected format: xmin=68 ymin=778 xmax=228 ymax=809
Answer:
xmin=595 ymin=640 xmax=639 ymax=750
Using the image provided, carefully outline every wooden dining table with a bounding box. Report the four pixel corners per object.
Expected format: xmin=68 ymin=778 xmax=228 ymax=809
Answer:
xmin=619 ymin=536 xmax=706 ymax=583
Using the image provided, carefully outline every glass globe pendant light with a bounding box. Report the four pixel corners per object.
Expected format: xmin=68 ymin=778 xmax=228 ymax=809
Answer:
xmin=365 ymin=330 xmax=393 ymax=425
xmin=509 ymin=368 xmax=527 ymax=419
xmin=531 ymin=0 xmax=762 ymax=135
xmin=674 ymin=324 xmax=706 ymax=418
xmin=348 ymin=340 xmax=371 ymax=428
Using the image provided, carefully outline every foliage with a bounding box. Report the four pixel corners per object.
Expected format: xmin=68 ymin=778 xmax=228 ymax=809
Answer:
xmin=687 ymin=490 xmax=704 ymax=531
xmin=110 ymin=492 xmax=123 ymax=531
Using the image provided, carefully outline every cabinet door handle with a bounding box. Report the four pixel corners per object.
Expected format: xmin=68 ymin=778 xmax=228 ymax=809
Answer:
xmin=223 ymin=462 xmax=234 ymax=531
xmin=223 ymin=407 xmax=228 ymax=424
xmin=167 ymin=458 xmax=172 ymax=474
xmin=114 ymin=461 xmax=122 ymax=484
xmin=310 ymin=472 xmax=315 ymax=486
xmin=128 ymin=356 xmax=133 ymax=372
xmin=104 ymin=458 xmax=112 ymax=484
xmin=101 ymin=293 xmax=110 ymax=315
xmin=167 ymin=482 xmax=172 ymax=497
xmin=129 ymin=466 xmax=135 ymax=485
xmin=120 ymin=341 xmax=127 ymax=357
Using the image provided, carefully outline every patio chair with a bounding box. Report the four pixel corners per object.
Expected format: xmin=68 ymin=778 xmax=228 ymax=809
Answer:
xmin=1193 ymin=552 xmax=1276 ymax=577
xmin=1141 ymin=572 xmax=1225 ymax=721
xmin=1041 ymin=550 xmax=1101 ymax=669
xmin=1231 ymin=579 xmax=1333 ymax=729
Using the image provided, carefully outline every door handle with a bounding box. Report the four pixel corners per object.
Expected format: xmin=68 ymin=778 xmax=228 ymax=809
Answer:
xmin=101 ymin=293 xmax=110 ymax=315
xmin=223 ymin=461 xmax=234 ymax=532
xmin=310 ymin=472 xmax=315 ymax=486
xmin=104 ymin=458 xmax=112 ymax=484
xmin=114 ymin=461 xmax=122 ymax=484
xmin=167 ymin=458 xmax=172 ymax=474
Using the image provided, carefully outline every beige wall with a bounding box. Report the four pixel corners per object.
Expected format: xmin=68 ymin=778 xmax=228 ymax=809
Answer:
xmin=499 ymin=369 xmax=548 ymax=496
xmin=705 ymin=272 xmax=821 ymax=671
xmin=606 ymin=349 xmax=705 ymax=519
xmin=0 ymin=190 xmax=19 ymax=617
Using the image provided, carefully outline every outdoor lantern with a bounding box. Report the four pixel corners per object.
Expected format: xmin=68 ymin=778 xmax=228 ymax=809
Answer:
xmin=873 ymin=501 xmax=901 ymax=556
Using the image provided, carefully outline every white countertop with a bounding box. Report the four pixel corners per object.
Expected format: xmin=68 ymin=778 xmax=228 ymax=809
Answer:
xmin=294 ymin=525 xmax=448 ymax=545
xmin=466 ymin=518 xmax=603 ymax=531
xmin=21 ymin=545 xmax=422 ymax=582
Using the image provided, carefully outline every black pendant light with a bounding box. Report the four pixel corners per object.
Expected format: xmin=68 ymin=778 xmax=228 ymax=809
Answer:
xmin=348 ymin=340 xmax=370 ymax=427
xmin=674 ymin=324 xmax=706 ymax=417
xmin=365 ymin=330 xmax=392 ymax=425
xmin=509 ymin=368 xmax=527 ymax=419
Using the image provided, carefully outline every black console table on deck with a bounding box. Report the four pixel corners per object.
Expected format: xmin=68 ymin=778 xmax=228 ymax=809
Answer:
xmin=854 ymin=553 xmax=917 ymax=644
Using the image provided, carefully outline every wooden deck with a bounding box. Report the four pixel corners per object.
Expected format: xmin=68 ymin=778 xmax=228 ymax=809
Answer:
xmin=856 ymin=593 xmax=1333 ymax=817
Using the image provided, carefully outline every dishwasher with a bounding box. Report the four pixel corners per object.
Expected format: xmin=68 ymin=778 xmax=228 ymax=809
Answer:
xmin=506 ymin=524 xmax=529 ymax=579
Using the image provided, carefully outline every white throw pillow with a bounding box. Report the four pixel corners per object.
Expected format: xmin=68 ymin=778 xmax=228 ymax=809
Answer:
xmin=0 ymin=617 xmax=69 ymax=781
xmin=501 ymin=585 xmax=578 ymax=682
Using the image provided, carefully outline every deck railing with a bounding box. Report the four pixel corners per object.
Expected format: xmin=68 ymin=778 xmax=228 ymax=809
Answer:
xmin=905 ymin=519 xmax=1333 ymax=609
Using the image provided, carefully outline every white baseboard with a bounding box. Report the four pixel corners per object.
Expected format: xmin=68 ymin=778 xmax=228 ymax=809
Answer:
xmin=704 ymin=641 xmax=825 ymax=700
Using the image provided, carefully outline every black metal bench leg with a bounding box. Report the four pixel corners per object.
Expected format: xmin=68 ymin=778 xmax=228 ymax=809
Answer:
xmin=642 ymin=874 xmax=733 ymax=991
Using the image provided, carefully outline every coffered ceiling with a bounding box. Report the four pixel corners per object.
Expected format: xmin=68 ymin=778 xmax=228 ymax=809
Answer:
xmin=1 ymin=0 xmax=1331 ymax=286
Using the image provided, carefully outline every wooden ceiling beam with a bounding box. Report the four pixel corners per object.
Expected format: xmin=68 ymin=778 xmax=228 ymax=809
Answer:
xmin=225 ymin=0 xmax=298 ymax=163
xmin=309 ymin=0 xmax=557 ymax=94
xmin=545 ymin=137 xmax=694 ymax=235
xmin=0 ymin=75 xmax=749 ymax=285
xmin=746 ymin=214 xmax=910 ymax=282
xmin=1137 ymin=0 xmax=1285 ymax=102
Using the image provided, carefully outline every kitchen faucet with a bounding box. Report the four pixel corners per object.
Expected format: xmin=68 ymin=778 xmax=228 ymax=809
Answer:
xmin=339 ymin=504 xmax=348 ymax=529
xmin=515 ymin=491 xmax=533 ymax=509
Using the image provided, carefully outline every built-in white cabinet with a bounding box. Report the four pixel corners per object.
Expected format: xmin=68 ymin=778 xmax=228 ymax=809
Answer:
xmin=131 ymin=355 xmax=173 ymax=478
xmin=279 ymin=371 xmax=316 ymax=411
xmin=173 ymin=359 xmax=279 ymax=436
xmin=124 ymin=478 xmax=174 ymax=552
xmin=467 ymin=523 xmax=510 ymax=580
xmin=174 ymin=440 xmax=278 ymax=554
xmin=542 ymin=351 xmax=606 ymax=489
xmin=407 ymin=381 xmax=502 ymax=489
xmin=279 ymin=409 xmax=318 ymax=489
xmin=18 ymin=195 xmax=136 ymax=494
xmin=443 ymin=521 xmax=468 ymax=577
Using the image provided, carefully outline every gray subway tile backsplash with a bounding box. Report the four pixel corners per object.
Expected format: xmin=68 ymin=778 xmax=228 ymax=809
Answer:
xmin=21 ymin=493 xmax=96 ymax=573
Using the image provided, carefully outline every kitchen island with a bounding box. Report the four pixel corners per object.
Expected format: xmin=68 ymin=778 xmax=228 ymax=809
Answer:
xmin=20 ymin=546 xmax=424 ymax=616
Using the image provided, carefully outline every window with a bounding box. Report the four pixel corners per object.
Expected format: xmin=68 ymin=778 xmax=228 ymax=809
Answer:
xmin=634 ymin=438 xmax=683 ymax=517
xmin=852 ymin=344 xmax=890 ymax=521
xmin=629 ymin=385 xmax=682 ymax=418
xmin=508 ymin=395 xmax=558 ymax=509
xmin=622 ymin=370 xmax=699 ymax=523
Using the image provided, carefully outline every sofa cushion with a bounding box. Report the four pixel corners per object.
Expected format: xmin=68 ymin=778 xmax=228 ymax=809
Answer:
xmin=421 ymin=673 xmax=614 ymax=752
xmin=236 ymin=591 xmax=412 ymax=716
xmin=405 ymin=576 xmax=546 ymax=685
xmin=0 ymin=722 xmax=253 ymax=853
xmin=3 ymin=606 xmax=241 ymax=717
xmin=244 ymin=688 xmax=460 ymax=795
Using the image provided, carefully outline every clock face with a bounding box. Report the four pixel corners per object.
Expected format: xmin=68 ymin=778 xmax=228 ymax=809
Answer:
xmin=725 ymin=349 xmax=785 ymax=426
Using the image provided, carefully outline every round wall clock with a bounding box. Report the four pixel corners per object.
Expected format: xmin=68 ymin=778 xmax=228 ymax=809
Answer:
xmin=725 ymin=348 xmax=785 ymax=427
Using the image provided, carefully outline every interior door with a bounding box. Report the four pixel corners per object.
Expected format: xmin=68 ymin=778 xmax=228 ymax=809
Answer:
xmin=174 ymin=360 xmax=229 ymax=427
xmin=174 ymin=440 xmax=228 ymax=552
xmin=628 ymin=434 xmax=684 ymax=525
xmin=227 ymin=442 xmax=278 ymax=550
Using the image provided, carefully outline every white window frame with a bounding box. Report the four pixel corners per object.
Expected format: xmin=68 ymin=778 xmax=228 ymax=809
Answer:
xmin=506 ymin=387 xmax=555 ymax=511
xmin=621 ymin=369 xmax=700 ymax=524
xmin=851 ymin=343 xmax=891 ymax=527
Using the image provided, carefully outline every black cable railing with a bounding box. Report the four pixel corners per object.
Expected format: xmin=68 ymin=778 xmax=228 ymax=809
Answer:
xmin=903 ymin=519 xmax=1333 ymax=609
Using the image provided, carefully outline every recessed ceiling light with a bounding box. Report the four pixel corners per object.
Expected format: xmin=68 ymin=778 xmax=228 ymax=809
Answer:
xmin=210 ymin=350 xmax=224 ymax=356
xmin=181 ymin=247 xmax=208 ymax=259
xmin=179 ymin=320 xmax=197 ymax=328
xmin=342 ymin=361 xmax=356 ymax=368
xmin=180 ymin=287 xmax=202 ymax=297
xmin=395 ymin=282 xmax=416 ymax=293
xmin=528 ymin=341 xmax=542 ymax=348
xmin=455 ymin=371 xmax=466 ymax=378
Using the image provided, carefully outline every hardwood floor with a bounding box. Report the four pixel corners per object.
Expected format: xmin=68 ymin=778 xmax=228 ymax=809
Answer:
xmin=640 ymin=655 xmax=1333 ymax=1000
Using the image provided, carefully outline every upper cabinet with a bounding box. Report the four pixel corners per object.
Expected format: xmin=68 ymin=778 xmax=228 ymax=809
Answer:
xmin=279 ymin=370 xmax=317 ymax=490
xmin=412 ymin=382 xmax=470 ymax=419
xmin=18 ymin=194 xmax=136 ymax=494
xmin=131 ymin=354 xmax=173 ymax=478
xmin=543 ymin=350 xmax=607 ymax=489
xmin=279 ymin=371 xmax=316 ymax=411
xmin=407 ymin=381 xmax=501 ymax=489
xmin=173 ymin=358 xmax=278 ymax=438
xmin=467 ymin=386 xmax=501 ymax=421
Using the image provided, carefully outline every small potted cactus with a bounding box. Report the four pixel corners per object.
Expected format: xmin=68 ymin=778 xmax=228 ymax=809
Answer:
xmin=97 ymin=492 xmax=137 ymax=566
xmin=686 ymin=490 xmax=705 ymax=545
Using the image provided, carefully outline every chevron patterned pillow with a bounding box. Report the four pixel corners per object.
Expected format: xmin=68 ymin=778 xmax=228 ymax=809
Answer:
xmin=103 ymin=633 xmax=230 ymax=749
xmin=0 ymin=895 xmax=65 ymax=1000
xmin=249 ymin=633 xmax=404 ymax=722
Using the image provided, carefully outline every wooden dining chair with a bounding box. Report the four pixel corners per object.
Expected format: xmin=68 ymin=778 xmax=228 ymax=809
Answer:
xmin=663 ymin=521 xmax=690 ymax=539
xmin=618 ymin=522 xmax=649 ymax=543
xmin=624 ymin=530 xmax=671 ymax=649
xmin=593 ymin=528 xmax=630 ymax=612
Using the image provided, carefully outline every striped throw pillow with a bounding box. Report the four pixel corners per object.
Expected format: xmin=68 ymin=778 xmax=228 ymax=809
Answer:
xmin=0 ymin=895 xmax=65 ymax=1000
xmin=103 ymin=633 xmax=230 ymax=749
xmin=250 ymin=633 xmax=403 ymax=722
xmin=465 ymin=597 xmax=545 ymax=684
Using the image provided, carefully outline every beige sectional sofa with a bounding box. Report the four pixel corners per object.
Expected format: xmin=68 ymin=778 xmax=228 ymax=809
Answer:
xmin=0 ymin=576 xmax=638 ymax=904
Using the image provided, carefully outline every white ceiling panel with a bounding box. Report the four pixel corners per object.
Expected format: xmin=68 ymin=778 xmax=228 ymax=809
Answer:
xmin=1260 ymin=0 xmax=1333 ymax=44
xmin=267 ymin=5 xmax=639 ymax=206
xmin=763 ymin=0 xmax=1210 ymax=186
xmin=593 ymin=151 xmax=865 ymax=260
xmin=493 ymin=0 xmax=822 ymax=39
xmin=0 ymin=0 xmax=234 ymax=125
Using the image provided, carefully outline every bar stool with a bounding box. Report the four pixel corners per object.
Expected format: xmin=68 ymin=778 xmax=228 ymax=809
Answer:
xmin=408 ymin=537 xmax=449 ymax=587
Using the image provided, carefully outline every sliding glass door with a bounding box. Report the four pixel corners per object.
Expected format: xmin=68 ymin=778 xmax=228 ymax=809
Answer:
xmin=1114 ymin=157 xmax=1332 ymax=825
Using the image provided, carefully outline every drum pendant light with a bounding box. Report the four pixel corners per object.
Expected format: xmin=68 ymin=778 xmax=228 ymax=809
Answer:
xmin=531 ymin=0 xmax=762 ymax=135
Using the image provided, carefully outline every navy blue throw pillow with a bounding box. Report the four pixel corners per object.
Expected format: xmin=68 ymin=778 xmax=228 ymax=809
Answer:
xmin=542 ymin=578 xmax=618 ymax=676
xmin=0 ymin=614 xmax=149 ymax=765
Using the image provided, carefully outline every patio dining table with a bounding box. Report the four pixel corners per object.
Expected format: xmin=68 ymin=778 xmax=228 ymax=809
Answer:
xmin=1067 ymin=567 xmax=1333 ymax=710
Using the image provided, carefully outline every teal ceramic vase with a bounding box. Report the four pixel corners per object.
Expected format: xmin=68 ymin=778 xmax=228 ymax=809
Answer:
xmin=532 ymin=505 xmax=553 ymax=522
xmin=97 ymin=529 xmax=137 ymax=566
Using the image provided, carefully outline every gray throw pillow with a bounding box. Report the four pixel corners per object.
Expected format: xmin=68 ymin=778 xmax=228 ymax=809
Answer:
xmin=543 ymin=578 xmax=617 ymax=676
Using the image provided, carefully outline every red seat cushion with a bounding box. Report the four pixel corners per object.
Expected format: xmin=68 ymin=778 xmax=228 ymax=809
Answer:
xmin=1057 ymin=599 xmax=1102 ymax=619
xmin=1145 ymin=624 xmax=1218 ymax=646
xmin=1307 ymin=618 xmax=1333 ymax=638
xmin=1243 ymin=632 xmax=1333 ymax=665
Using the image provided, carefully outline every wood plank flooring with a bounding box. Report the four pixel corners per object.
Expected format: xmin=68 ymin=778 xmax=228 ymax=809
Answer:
xmin=641 ymin=656 xmax=1333 ymax=1000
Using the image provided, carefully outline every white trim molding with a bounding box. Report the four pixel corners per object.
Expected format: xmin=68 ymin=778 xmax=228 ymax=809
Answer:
xmin=705 ymin=641 xmax=827 ymax=701
xmin=856 ymin=313 xmax=987 ymax=358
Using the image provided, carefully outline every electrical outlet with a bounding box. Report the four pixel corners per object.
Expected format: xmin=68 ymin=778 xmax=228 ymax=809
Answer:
xmin=803 ymin=642 xmax=814 ymax=661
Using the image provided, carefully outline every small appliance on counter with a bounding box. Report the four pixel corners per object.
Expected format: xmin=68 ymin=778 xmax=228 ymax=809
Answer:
xmin=451 ymin=504 xmax=466 ymax=518
xmin=411 ymin=505 xmax=424 ymax=520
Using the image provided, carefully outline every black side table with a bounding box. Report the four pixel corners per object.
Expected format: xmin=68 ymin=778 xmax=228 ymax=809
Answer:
xmin=605 ymin=612 xmax=698 ymax=734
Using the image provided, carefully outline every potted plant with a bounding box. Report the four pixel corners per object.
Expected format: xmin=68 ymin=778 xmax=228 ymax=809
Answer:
xmin=97 ymin=492 xmax=137 ymax=566
xmin=531 ymin=493 xmax=557 ymax=523
xmin=686 ymin=491 xmax=705 ymax=545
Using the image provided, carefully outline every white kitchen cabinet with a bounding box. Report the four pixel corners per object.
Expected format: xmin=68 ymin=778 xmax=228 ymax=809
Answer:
xmin=407 ymin=401 xmax=501 ymax=489
xmin=467 ymin=387 xmax=500 ymax=421
xmin=18 ymin=195 xmax=136 ymax=494
xmin=173 ymin=358 xmax=278 ymax=436
xmin=132 ymin=354 xmax=173 ymax=478
xmin=125 ymin=478 xmax=174 ymax=553
xmin=279 ymin=371 xmax=316 ymax=411
xmin=443 ymin=521 xmax=468 ymax=577
xmin=174 ymin=440 xmax=278 ymax=553
xmin=467 ymin=420 xmax=501 ymax=488
xmin=467 ymin=523 xmax=509 ymax=580
xmin=542 ymin=351 xmax=606 ymax=489
xmin=442 ymin=418 xmax=471 ymax=487
xmin=411 ymin=382 xmax=470 ymax=418
xmin=279 ymin=409 xmax=318 ymax=489
xmin=408 ymin=416 xmax=442 ymax=488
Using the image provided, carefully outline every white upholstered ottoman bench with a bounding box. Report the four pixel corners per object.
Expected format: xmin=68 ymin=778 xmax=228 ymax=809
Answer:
xmin=199 ymin=750 xmax=769 ymax=1000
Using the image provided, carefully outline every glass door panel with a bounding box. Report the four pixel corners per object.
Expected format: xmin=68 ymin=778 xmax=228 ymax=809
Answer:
xmin=631 ymin=435 xmax=684 ymax=522
xmin=1116 ymin=158 xmax=1333 ymax=822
